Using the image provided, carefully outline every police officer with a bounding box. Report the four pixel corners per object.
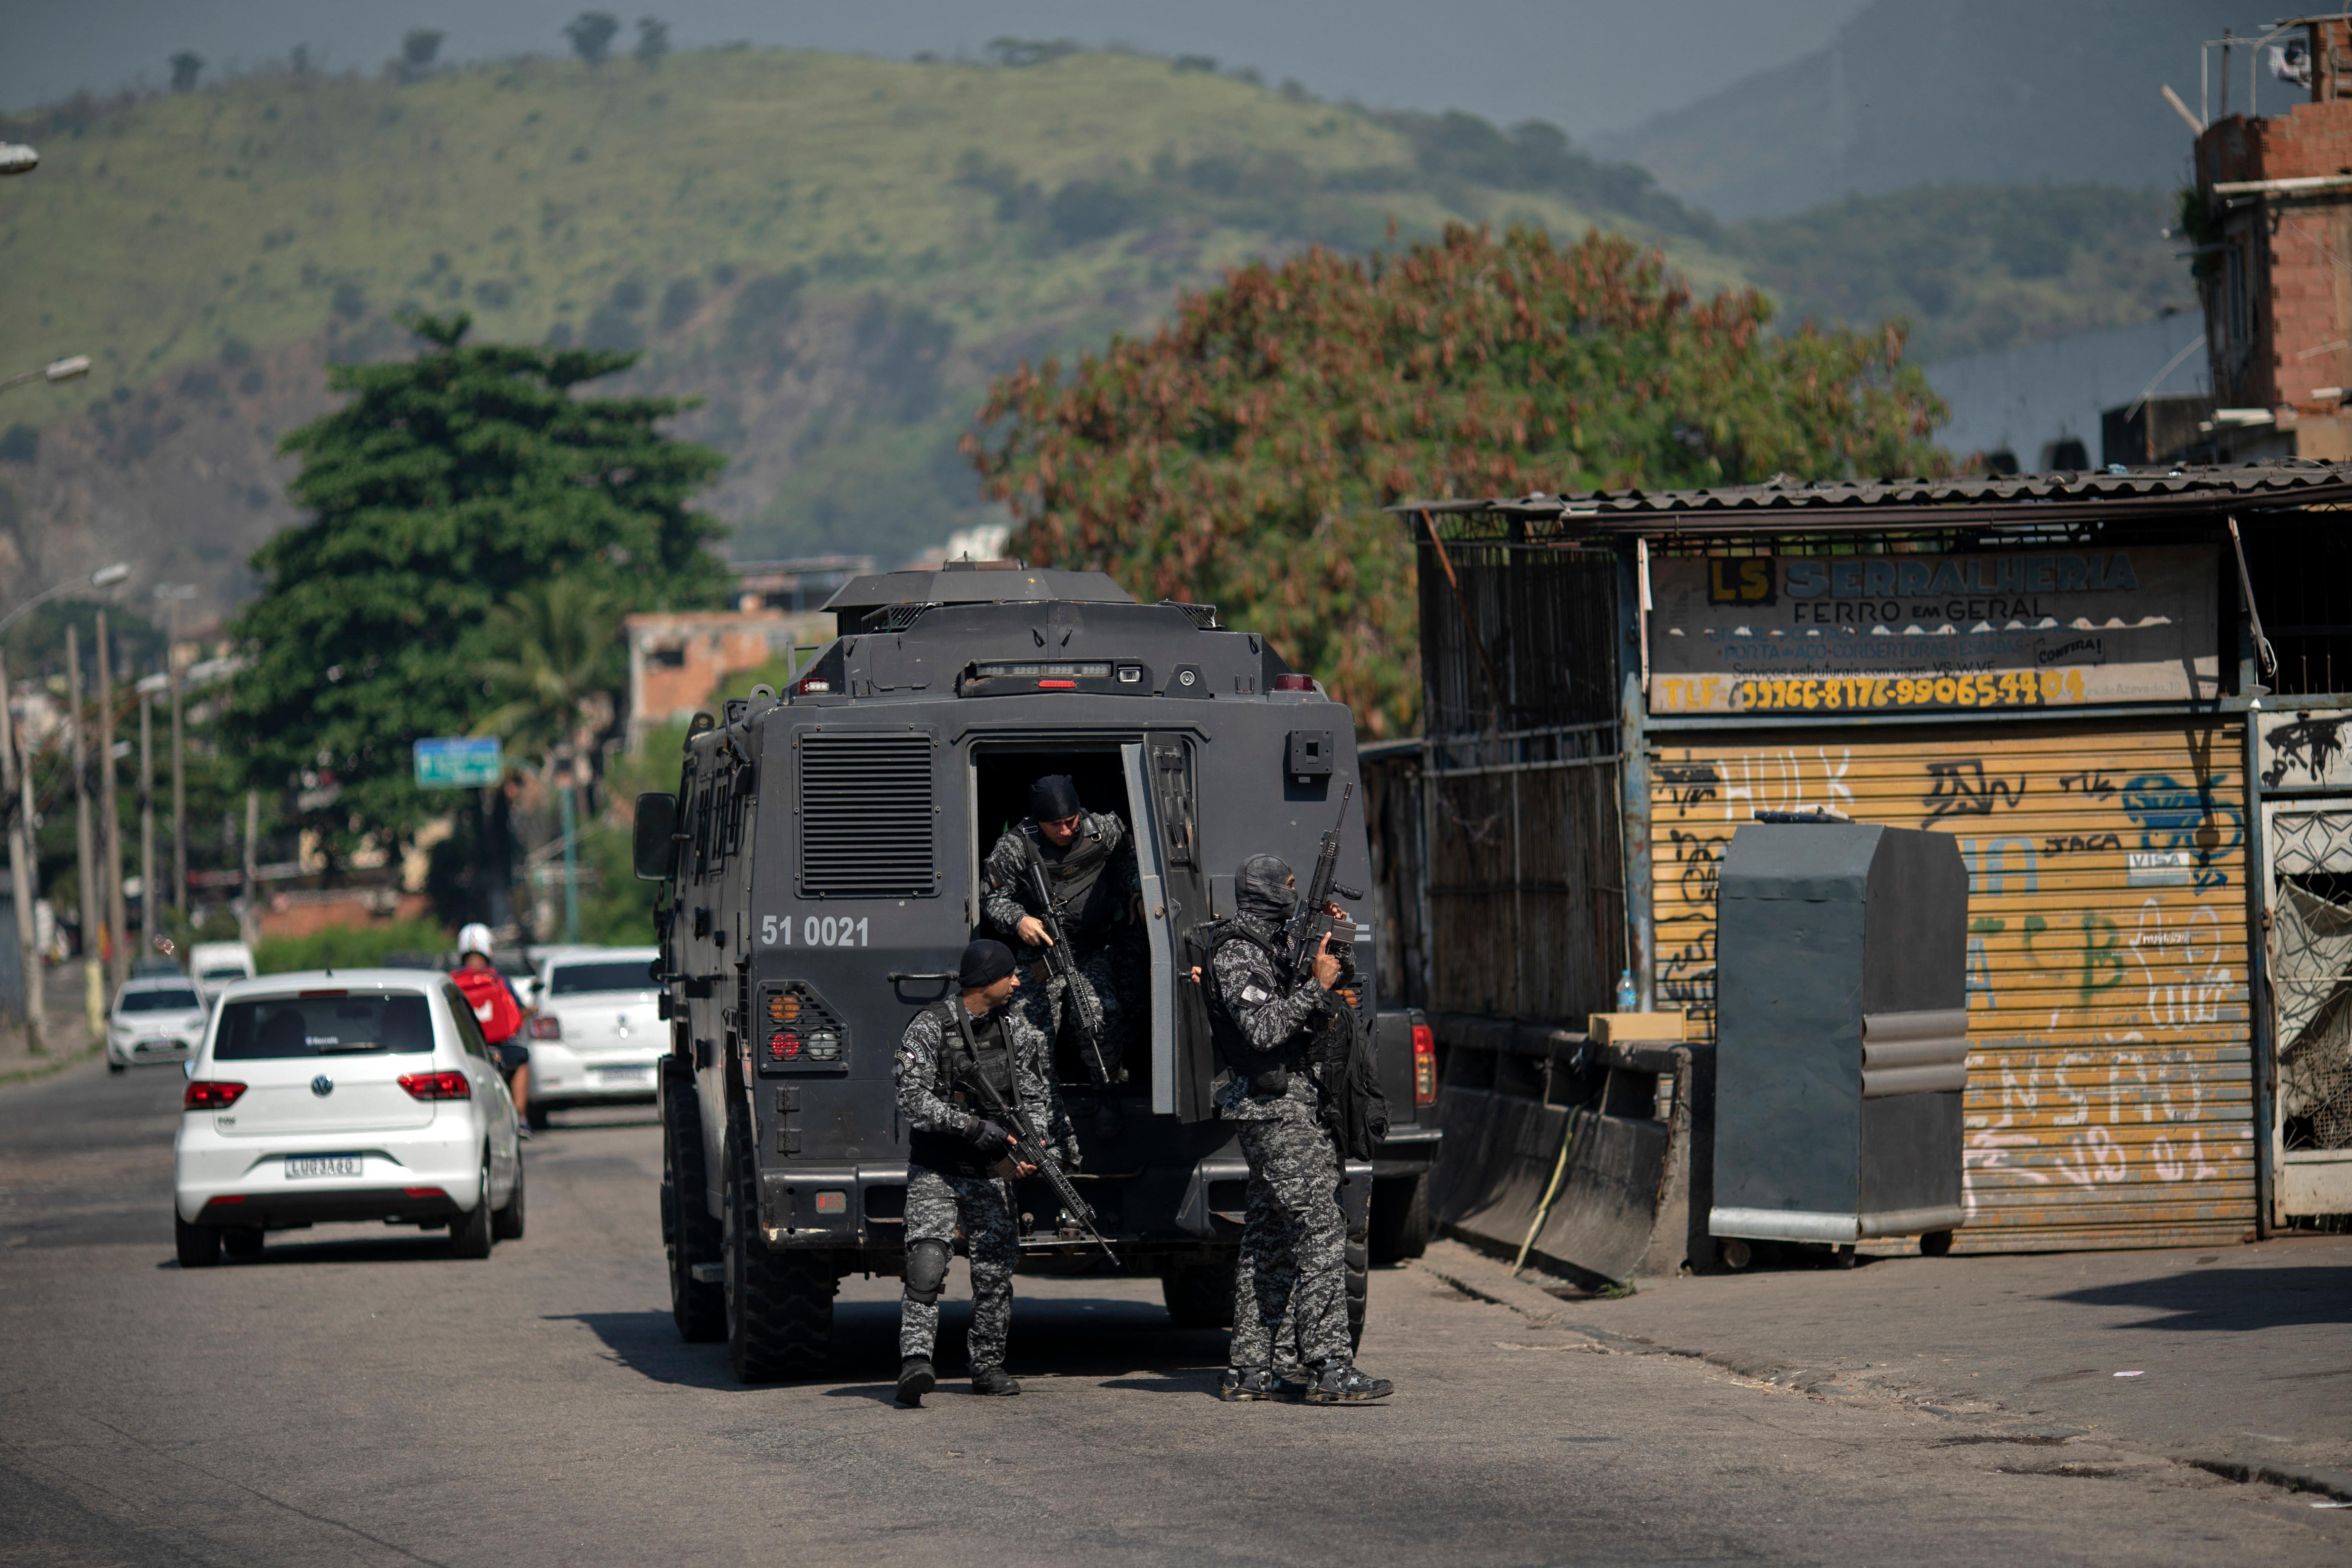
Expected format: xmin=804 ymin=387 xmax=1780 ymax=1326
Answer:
xmin=1201 ymin=854 xmax=1392 ymax=1405
xmin=892 ymin=938 xmax=1079 ymax=1407
xmin=982 ymin=774 xmax=1143 ymax=1089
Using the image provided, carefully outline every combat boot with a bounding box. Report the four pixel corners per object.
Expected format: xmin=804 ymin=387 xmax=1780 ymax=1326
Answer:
xmin=896 ymin=1356 xmax=937 ymax=1407
xmin=1301 ymin=1360 xmax=1393 ymax=1404
xmin=1218 ymin=1367 xmax=1275 ymax=1401
xmin=971 ymin=1366 xmax=1022 ymax=1396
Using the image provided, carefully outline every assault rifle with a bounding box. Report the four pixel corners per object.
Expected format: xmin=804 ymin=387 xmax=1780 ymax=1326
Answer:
xmin=1021 ymin=850 xmax=1120 ymax=1087
xmin=945 ymin=1003 xmax=1118 ymax=1265
xmin=1285 ymin=782 xmax=1366 ymax=976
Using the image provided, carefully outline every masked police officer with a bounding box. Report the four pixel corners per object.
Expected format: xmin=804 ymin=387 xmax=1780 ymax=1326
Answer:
xmin=1201 ymin=854 xmax=1393 ymax=1405
xmin=892 ymin=938 xmax=1079 ymax=1407
xmin=982 ymin=774 xmax=1143 ymax=1090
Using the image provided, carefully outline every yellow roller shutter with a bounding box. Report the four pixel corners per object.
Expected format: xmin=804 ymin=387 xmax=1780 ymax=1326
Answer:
xmin=1651 ymin=719 xmax=2255 ymax=1252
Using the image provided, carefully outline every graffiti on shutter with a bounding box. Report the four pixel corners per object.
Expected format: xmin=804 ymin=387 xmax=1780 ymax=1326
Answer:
xmin=1651 ymin=721 xmax=2253 ymax=1252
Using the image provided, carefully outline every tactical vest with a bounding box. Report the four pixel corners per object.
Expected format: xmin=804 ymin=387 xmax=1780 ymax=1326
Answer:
xmin=1026 ymin=819 xmax=1117 ymax=943
xmin=909 ymin=1001 xmax=1017 ymax=1177
xmin=1194 ymin=917 xmax=1310 ymax=1083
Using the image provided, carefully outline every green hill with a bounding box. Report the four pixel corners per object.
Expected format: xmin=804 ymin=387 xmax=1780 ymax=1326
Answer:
xmin=0 ymin=47 xmax=1741 ymax=615
xmin=0 ymin=46 xmax=2190 ymax=625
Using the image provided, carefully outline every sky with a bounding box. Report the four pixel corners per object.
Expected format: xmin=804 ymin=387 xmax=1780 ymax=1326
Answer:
xmin=0 ymin=0 xmax=1871 ymax=145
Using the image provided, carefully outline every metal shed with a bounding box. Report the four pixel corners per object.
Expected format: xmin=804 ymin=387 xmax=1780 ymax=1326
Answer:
xmin=1388 ymin=464 xmax=2352 ymax=1254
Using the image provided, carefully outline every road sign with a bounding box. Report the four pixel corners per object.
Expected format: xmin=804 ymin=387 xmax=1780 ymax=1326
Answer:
xmin=413 ymin=737 xmax=503 ymax=789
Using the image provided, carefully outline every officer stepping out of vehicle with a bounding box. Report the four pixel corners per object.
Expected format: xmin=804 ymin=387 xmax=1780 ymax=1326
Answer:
xmin=1200 ymin=855 xmax=1393 ymax=1405
xmin=892 ymin=939 xmax=1081 ymax=1406
xmin=982 ymin=774 xmax=1144 ymax=1114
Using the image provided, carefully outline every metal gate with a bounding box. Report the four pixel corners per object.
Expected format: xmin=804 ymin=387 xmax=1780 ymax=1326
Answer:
xmin=2262 ymin=801 xmax=2352 ymax=1221
xmin=1650 ymin=720 xmax=2257 ymax=1252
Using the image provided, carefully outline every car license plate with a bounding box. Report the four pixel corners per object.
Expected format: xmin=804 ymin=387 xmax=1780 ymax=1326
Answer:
xmin=594 ymin=1065 xmax=653 ymax=1085
xmin=284 ymin=1155 xmax=362 ymax=1179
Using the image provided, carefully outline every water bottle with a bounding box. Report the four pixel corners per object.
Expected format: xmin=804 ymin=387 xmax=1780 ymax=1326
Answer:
xmin=1614 ymin=968 xmax=1639 ymax=1013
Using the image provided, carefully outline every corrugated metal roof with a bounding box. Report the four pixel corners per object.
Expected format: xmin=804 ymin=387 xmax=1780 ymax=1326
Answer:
xmin=1390 ymin=462 xmax=2352 ymax=535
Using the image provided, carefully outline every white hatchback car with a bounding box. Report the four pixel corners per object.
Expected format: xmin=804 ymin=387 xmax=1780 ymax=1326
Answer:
xmin=106 ymin=976 xmax=209 ymax=1071
xmin=521 ymin=946 xmax=663 ymax=1129
xmin=173 ymin=969 xmax=525 ymax=1266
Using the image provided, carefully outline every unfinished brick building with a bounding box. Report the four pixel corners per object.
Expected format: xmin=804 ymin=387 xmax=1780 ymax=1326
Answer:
xmin=2193 ymin=15 xmax=2352 ymax=460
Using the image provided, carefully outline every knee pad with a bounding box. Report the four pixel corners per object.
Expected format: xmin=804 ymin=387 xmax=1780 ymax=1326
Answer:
xmin=904 ymin=1238 xmax=951 ymax=1304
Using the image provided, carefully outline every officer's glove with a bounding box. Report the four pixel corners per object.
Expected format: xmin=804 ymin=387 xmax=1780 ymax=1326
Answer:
xmin=969 ymin=1118 xmax=1013 ymax=1151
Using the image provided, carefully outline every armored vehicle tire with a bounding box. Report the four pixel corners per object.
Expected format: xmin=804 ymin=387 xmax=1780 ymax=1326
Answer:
xmin=174 ymin=1213 xmax=219 ymax=1269
xmin=492 ymin=1153 xmax=527 ymax=1240
xmin=1160 ymin=1258 xmax=1236 ymax=1329
xmin=661 ymin=1062 xmax=724 ymax=1343
xmin=723 ymin=1106 xmax=835 ymax=1383
xmin=1345 ymin=1237 xmax=1368 ymax=1350
xmin=1368 ymin=1174 xmax=1430 ymax=1265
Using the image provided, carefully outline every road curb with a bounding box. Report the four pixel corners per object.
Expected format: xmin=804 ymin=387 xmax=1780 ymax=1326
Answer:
xmin=2188 ymin=1456 xmax=2352 ymax=1502
xmin=0 ymin=1040 xmax=100 ymax=1091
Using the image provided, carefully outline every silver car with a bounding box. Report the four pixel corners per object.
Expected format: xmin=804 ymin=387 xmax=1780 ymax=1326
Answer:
xmin=518 ymin=947 xmax=662 ymax=1129
xmin=107 ymin=976 xmax=209 ymax=1072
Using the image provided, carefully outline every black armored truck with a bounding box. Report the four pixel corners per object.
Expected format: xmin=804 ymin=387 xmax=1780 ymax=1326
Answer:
xmin=633 ymin=563 xmax=1441 ymax=1381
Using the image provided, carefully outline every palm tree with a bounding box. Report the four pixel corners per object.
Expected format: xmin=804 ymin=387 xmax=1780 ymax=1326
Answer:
xmin=472 ymin=577 xmax=626 ymax=771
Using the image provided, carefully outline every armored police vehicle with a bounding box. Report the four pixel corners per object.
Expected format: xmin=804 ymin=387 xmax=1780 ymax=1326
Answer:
xmin=633 ymin=562 xmax=1439 ymax=1381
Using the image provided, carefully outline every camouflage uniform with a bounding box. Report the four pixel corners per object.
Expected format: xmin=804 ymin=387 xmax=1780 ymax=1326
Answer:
xmin=982 ymin=811 xmax=1143 ymax=1078
xmin=1210 ymin=918 xmax=1352 ymax=1377
xmin=893 ymin=997 xmax=1074 ymax=1374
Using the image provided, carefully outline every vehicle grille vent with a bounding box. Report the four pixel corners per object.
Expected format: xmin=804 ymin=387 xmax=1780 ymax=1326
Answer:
xmin=798 ymin=731 xmax=936 ymax=897
xmin=1157 ymin=599 xmax=1220 ymax=629
xmin=864 ymin=602 xmax=937 ymax=632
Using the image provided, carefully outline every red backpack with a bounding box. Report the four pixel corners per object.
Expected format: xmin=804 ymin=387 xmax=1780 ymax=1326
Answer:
xmin=450 ymin=965 xmax=523 ymax=1045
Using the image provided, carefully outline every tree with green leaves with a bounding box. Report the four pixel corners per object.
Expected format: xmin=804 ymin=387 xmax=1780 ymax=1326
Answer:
xmin=225 ymin=312 xmax=726 ymax=858
xmin=967 ymin=223 xmax=1949 ymax=737
xmin=564 ymin=11 xmax=621 ymax=66
xmin=471 ymin=577 xmax=628 ymax=772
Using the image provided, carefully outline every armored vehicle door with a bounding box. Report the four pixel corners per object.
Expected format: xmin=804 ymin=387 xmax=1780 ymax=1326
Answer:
xmin=1125 ymin=734 xmax=1216 ymax=1121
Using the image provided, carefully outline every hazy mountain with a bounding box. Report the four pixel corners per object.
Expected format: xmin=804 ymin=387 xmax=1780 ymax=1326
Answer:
xmin=1601 ymin=0 xmax=2248 ymax=220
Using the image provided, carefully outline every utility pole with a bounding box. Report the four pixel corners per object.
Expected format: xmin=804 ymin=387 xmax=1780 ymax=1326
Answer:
xmin=0 ymin=651 xmax=44 ymax=1055
xmin=66 ymin=626 xmax=100 ymax=1037
xmin=96 ymin=610 xmax=126 ymax=995
xmin=139 ymin=688 xmax=155 ymax=953
xmin=240 ymin=789 xmax=259 ymax=949
xmin=165 ymin=588 xmax=188 ymax=915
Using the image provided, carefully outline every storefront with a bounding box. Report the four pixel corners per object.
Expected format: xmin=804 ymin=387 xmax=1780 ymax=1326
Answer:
xmin=1396 ymin=467 xmax=2352 ymax=1254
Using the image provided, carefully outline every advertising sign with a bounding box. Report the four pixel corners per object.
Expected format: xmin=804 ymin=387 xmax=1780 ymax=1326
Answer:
xmin=413 ymin=736 xmax=503 ymax=789
xmin=1647 ymin=546 xmax=2218 ymax=716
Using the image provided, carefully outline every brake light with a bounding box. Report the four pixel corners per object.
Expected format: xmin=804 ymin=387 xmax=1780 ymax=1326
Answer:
xmin=1411 ymin=1023 xmax=1436 ymax=1107
xmin=1273 ymin=673 xmax=1316 ymax=691
xmin=397 ymin=1071 xmax=472 ymax=1101
xmin=402 ymin=1187 xmax=447 ymax=1199
xmin=769 ymin=1030 xmax=803 ymax=1062
xmin=1037 ymin=679 xmax=1077 ymax=690
xmin=184 ymin=1080 xmax=247 ymax=1109
xmin=202 ymin=1195 xmax=246 ymax=1208
xmin=527 ymin=1014 xmax=562 ymax=1040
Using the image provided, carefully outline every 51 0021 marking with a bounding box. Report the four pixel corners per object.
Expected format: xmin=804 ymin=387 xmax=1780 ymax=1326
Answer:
xmin=761 ymin=915 xmax=871 ymax=947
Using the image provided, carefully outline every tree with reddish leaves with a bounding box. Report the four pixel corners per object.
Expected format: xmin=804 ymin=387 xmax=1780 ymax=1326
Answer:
xmin=966 ymin=223 xmax=1948 ymax=736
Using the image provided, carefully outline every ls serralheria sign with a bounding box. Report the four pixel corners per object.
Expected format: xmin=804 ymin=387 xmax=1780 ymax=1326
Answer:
xmin=1645 ymin=546 xmax=2219 ymax=716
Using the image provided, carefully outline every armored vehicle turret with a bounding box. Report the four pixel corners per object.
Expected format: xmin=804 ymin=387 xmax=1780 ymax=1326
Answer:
xmin=633 ymin=562 xmax=1438 ymax=1380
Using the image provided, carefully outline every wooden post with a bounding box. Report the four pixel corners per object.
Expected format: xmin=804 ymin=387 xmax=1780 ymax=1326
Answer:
xmin=0 ymin=651 xmax=44 ymax=1054
xmin=170 ymin=601 xmax=187 ymax=915
xmin=66 ymin=626 xmax=101 ymax=1035
xmin=97 ymin=610 xmax=127 ymax=996
xmin=140 ymin=689 xmax=155 ymax=954
xmin=240 ymin=790 xmax=260 ymax=949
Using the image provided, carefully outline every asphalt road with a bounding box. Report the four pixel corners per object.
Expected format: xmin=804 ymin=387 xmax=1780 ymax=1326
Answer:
xmin=4 ymin=1059 xmax=2346 ymax=1566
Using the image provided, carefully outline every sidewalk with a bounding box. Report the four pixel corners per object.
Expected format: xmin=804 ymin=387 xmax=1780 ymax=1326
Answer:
xmin=1416 ymin=1232 xmax=2352 ymax=1497
xmin=0 ymin=962 xmax=101 ymax=1087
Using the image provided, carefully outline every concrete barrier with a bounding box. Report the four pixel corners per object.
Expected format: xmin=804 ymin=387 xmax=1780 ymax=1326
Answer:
xmin=1426 ymin=1012 xmax=1712 ymax=1284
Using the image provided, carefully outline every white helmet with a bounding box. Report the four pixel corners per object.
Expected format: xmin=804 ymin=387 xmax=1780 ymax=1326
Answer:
xmin=456 ymin=922 xmax=495 ymax=958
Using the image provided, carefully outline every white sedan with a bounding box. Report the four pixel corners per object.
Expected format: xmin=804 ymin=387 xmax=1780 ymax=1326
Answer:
xmin=107 ymin=977 xmax=209 ymax=1071
xmin=173 ymin=969 xmax=525 ymax=1266
xmin=520 ymin=946 xmax=664 ymax=1130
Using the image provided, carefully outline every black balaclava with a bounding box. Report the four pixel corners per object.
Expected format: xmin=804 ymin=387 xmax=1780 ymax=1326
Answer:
xmin=1029 ymin=774 xmax=1083 ymax=822
xmin=1236 ymin=854 xmax=1297 ymax=926
xmin=958 ymin=938 xmax=1017 ymax=991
